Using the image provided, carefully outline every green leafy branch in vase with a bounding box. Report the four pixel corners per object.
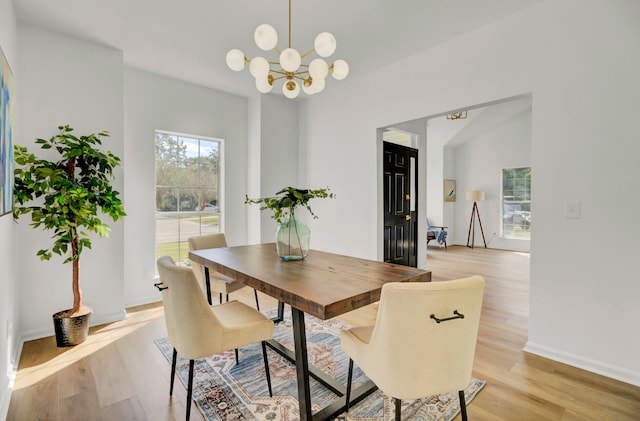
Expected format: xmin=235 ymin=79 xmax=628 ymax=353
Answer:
xmin=244 ymin=186 xmax=335 ymax=224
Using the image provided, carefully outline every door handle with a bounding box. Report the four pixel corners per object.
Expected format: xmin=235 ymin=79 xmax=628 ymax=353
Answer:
xmin=406 ymin=215 xmax=411 ymax=220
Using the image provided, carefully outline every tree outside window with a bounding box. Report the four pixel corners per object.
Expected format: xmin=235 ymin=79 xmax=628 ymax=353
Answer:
xmin=501 ymin=167 xmax=531 ymax=239
xmin=155 ymin=132 xmax=222 ymax=264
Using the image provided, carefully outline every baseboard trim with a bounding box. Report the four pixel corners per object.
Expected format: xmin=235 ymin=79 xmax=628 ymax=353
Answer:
xmin=19 ymin=309 xmax=127 ymax=343
xmin=2 ymin=333 xmax=24 ymax=421
xmin=524 ymin=341 xmax=640 ymax=387
xmin=125 ymin=294 xmax=161 ymax=309
xmin=0 ymin=383 xmax=11 ymax=421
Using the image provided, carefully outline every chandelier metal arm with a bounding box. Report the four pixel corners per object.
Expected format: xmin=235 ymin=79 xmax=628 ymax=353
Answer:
xmin=300 ymin=49 xmax=316 ymax=59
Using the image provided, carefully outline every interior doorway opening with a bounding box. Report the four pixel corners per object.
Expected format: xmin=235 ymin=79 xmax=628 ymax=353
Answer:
xmin=377 ymin=93 xmax=533 ymax=269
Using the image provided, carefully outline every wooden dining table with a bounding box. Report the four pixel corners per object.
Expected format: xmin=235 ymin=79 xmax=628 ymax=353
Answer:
xmin=188 ymin=243 xmax=431 ymax=421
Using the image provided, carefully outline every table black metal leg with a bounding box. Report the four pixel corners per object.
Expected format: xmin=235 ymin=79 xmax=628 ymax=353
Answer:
xmin=291 ymin=307 xmax=312 ymax=421
xmin=278 ymin=301 xmax=285 ymax=320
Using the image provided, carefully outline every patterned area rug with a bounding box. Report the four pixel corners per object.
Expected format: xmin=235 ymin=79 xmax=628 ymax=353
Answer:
xmin=155 ymin=308 xmax=485 ymax=421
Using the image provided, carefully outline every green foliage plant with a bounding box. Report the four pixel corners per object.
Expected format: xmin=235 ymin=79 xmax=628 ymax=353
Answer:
xmin=245 ymin=186 xmax=334 ymax=224
xmin=13 ymin=125 xmax=126 ymax=317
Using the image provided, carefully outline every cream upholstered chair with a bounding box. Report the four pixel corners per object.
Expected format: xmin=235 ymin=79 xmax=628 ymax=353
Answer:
xmin=188 ymin=233 xmax=260 ymax=310
xmin=340 ymin=276 xmax=485 ymax=421
xmin=156 ymin=256 xmax=274 ymax=421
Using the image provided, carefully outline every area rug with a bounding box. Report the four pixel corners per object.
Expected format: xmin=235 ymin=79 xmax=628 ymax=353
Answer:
xmin=155 ymin=308 xmax=485 ymax=421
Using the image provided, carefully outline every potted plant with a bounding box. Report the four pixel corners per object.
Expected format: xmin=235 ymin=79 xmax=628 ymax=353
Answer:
xmin=245 ymin=186 xmax=334 ymax=261
xmin=13 ymin=125 xmax=126 ymax=347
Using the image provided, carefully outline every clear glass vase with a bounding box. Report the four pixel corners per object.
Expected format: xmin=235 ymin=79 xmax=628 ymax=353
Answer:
xmin=276 ymin=209 xmax=310 ymax=261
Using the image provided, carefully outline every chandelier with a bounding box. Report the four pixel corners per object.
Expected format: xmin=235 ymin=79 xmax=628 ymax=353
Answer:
xmin=225 ymin=0 xmax=349 ymax=99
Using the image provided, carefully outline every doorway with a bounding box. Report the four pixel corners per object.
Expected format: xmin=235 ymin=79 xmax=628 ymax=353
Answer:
xmin=383 ymin=141 xmax=418 ymax=267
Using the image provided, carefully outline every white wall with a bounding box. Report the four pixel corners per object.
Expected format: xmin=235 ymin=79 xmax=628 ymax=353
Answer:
xmin=452 ymin=107 xmax=532 ymax=251
xmin=426 ymin=135 xmax=445 ymax=228
xmin=258 ymin=94 xmax=299 ymax=242
xmin=123 ymin=67 xmax=249 ymax=307
xmin=300 ymin=0 xmax=640 ymax=385
xmin=15 ymin=24 xmax=126 ymax=339
xmin=0 ymin=0 xmax=17 ymax=417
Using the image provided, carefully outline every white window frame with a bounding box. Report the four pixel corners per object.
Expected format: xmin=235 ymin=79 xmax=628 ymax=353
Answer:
xmin=500 ymin=166 xmax=531 ymax=240
xmin=154 ymin=130 xmax=225 ymax=263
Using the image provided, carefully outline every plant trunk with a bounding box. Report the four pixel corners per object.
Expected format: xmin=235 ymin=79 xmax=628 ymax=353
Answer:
xmin=70 ymin=234 xmax=82 ymax=316
xmin=67 ymin=157 xmax=82 ymax=317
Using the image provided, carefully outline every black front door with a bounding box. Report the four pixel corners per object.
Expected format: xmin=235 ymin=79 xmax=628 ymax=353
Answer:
xmin=383 ymin=141 xmax=418 ymax=267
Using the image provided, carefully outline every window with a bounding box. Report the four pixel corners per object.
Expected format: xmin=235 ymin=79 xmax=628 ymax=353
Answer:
xmin=155 ymin=131 xmax=223 ymax=264
xmin=501 ymin=167 xmax=531 ymax=239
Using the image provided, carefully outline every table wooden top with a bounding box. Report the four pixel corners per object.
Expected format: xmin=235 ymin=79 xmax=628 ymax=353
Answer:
xmin=189 ymin=243 xmax=431 ymax=320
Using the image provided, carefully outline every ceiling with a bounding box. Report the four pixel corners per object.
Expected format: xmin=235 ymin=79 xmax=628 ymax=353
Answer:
xmin=14 ymin=0 xmax=540 ymax=98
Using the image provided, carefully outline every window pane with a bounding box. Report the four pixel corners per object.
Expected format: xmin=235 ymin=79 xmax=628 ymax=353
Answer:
xmin=156 ymin=187 xmax=177 ymax=212
xmin=501 ymin=167 xmax=531 ymax=239
xmin=156 ymin=213 xmax=185 ymax=264
xmin=156 ymin=132 xmax=222 ymax=267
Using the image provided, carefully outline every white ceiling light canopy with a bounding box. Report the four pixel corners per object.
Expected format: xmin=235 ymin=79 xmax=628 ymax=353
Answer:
xmin=225 ymin=0 xmax=349 ymax=98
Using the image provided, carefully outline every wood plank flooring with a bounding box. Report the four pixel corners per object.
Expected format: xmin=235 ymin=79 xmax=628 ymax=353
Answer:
xmin=8 ymin=245 xmax=640 ymax=420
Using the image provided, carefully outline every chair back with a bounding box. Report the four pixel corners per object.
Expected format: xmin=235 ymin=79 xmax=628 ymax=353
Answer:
xmin=366 ymin=276 xmax=484 ymax=400
xmin=157 ymin=256 xmax=224 ymax=359
xmin=187 ymin=233 xmax=228 ymax=291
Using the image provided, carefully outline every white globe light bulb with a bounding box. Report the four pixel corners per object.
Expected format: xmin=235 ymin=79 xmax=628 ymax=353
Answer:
xmin=254 ymin=24 xmax=278 ymax=51
xmin=280 ymin=48 xmax=301 ymax=72
xmin=226 ymin=49 xmax=246 ymax=71
xmin=331 ymin=59 xmax=349 ymax=80
xmin=309 ymin=58 xmax=329 ymax=80
xmin=283 ymin=80 xmax=300 ymax=99
xmin=255 ymin=76 xmax=274 ymax=93
xmin=302 ymin=82 xmax=315 ymax=95
xmin=249 ymin=56 xmax=270 ymax=78
xmin=312 ymin=78 xmax=325 ymax=93
xmin=314 ymin=32 xmax=337 ymax=57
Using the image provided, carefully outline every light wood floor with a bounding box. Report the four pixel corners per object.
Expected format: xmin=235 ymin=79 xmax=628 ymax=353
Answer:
xmin=8 ymin=246 xmax=640 ymax=420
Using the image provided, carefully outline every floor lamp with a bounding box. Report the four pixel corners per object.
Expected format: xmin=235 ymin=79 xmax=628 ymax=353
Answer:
xmin=466 ymin=191 xmax=487 ymax=248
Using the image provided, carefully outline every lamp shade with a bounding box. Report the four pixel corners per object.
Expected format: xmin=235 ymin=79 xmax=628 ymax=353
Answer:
xmin=314 ymin=32 xmax=336 ymax=57
xmin=331 ymin=59 xmax=349 ymax=80
xmin=309 ymin=58 xmax=329 ymax=80
xmin=280 ymin=48 xmax=301 ymax=72
xmin=249 ymin=56 xmax=270 ymax=78
xmin=466 ymin=191 xmax=485 ymax=201
xmin=254 ymin=24 xmax=278 ymax=51
xmin=282 ymin=80 xmax=300 ymax=98
xmin=226 ymin=49 xmax=246 ymax=71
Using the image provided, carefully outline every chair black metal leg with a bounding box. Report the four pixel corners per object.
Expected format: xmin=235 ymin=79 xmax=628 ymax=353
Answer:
xmin=186 ymin=360 xmax=195 ymax=421
xmin=254 ymin=289 xmax=260 ymax=310
xmin=345 ymin=358 xmax=354 ymax=412
xmin=394 ymin=398 xmax=401 ymax=421
xmin=204 ymin=268 xmax=212 ymax=305
xmin=459 ymin=390 xmax=468 ymax=421
xmin=261 ymin=341 xmax=273 ymax=397
xmin=235 ymin=348 xmax=239 ymax=365
xmin=170 ymin=347 xmax=178 ymax=395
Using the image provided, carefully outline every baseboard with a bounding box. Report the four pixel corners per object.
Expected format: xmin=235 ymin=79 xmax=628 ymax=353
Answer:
xmin=0 ymin=374 xmax=14 ymax=421
xmin=19 ymin=309 xmax=127 ymax=343
xmin=0 ymin=381 xmax=11 ymax=421
xmin=1 ymin=333 xmax=23 ymax=421
xmin=125 ymin=293 xmax=161 ymax=309
xmin=524 ymin=341 xmax=640 ymax=387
